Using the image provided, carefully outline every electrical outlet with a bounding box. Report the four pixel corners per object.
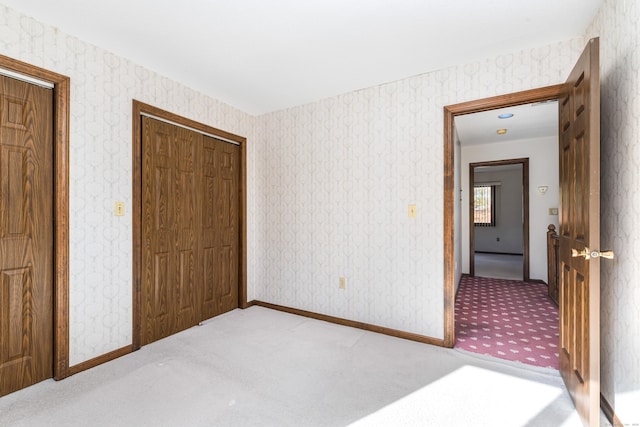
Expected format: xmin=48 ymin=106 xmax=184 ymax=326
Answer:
xmin=339 ymin=277 xmax=346 ymax=289
xmin=549 ymin=207 xmax=559 ymax=215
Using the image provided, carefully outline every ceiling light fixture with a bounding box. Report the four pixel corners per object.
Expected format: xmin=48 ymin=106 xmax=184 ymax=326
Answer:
xmin=498 ymin=113 xmax=514 ymax=119
xmin=497 ymin=129 xmax=507 ymax=135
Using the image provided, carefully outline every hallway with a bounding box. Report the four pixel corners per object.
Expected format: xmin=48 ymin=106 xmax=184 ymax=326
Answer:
xmin=455 ymin=275 xmax=559 ymax=369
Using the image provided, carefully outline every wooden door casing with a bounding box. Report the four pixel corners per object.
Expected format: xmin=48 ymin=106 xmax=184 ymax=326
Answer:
xmin=0 ymin=76 xmax=53 ymax=396
xmin=141 ymin=116 xmax=240 ymax=345
xmin=558 ymin=38 xmax=600 ymax=427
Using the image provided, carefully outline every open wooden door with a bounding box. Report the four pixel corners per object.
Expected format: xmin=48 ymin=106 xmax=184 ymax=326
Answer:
xmin=558 ymin=37 xmax=607 ymax=427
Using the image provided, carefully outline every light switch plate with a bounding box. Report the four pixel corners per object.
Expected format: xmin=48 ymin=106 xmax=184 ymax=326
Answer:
xmin=408 ymin=204 xmax=417 ymax=218
xmin=115 ymin=201 xmax=125 ymax=216
xmin=549 ymin=207 xmax=559 ymax=215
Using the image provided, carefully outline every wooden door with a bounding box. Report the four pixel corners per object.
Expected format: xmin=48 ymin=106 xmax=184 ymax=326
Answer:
xmin=141 ymin=117 xmax=202 ymax=344
xmin=0 ymin=76 xmax=53 ymax=396
xmin=201 ymin=136 xmax=240 ymax=319
xmin=558 ymin=38 xmax=601 ymax=426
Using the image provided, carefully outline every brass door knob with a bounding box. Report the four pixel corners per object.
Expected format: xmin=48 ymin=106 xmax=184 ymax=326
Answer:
xmin=572 ymin=248 xmax=591 ymax=259
xmin=571 ymin=247 xmax=615 ymax=260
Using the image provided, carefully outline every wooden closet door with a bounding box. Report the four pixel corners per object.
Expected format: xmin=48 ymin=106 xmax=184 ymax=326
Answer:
xmin=0 ymin=76 xmax=53 ymax=396
xmin=201 ymin=136 xmax=240 ymax=319
xmin=141 ymin=117 xmax=202 ymax=344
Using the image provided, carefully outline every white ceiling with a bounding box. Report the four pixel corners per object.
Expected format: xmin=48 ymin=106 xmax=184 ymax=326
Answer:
xmin=455 ymin=100 xmax=558 ymax=146
xmin=1 ymin=0 xmax=602 ymax=115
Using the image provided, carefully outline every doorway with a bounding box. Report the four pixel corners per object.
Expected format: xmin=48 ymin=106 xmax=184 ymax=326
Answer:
xmin=442 ymin=85 xmax=563 ymax=348
xmin=445 ymin=39 xmax=602 ymax=426
xmin=469 ymin=159 xmax=529 ymax=281
xmin=0 ymin=55 xmax=70 ymax=392
xmin=450 ymin=100 xmax=558 ymax=370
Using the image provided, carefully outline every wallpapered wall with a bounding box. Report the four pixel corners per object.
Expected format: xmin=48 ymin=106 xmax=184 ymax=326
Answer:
xmin=586 ymin=0 xmax=640 ymax=423
xmin=0 ymin=5 xmax=255 ymax=365
xmin=252 ymin=39 xmax=585 ymax=338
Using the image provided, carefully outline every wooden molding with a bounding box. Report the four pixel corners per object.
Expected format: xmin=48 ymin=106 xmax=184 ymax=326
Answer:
xmin=474 ymin=251 xmax=524 ymax=256
xmin=252 ymin=301 xmax=445 ymax=347
xmin=443 ymin=85 xmax=564 ymax=349
xmin=601 ymin=393 xmax=624 ymax=427
xmin=241 ymin=299 xmax=256 ymax=309
xmin=131 ymin=102 xmax=142 ymax=351
xmin=0 ymin=54 xmax=71 ymax=380
xmin=131 ymin=100 xmax=248 ymax=350
xmin=68 ymin=346 xmax=132 ymax=376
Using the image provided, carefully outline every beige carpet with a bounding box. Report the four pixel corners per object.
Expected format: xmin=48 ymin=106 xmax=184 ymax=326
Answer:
xmin=0 ymin=306 xmax=602 ymax=426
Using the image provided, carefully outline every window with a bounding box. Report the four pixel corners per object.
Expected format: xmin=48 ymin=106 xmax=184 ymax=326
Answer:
xmin=474 ymin=185 xmax=496 ymax=227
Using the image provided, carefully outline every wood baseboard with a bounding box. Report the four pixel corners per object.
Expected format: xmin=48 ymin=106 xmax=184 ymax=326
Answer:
xmin=240 ymin=300 xmax=256 ymax=309
xmin=601 ymin=393 xmax=624 ymax=427
xmin=65 ymin=300 xmax=443 ymax=378
xmin=250 ymin=300 xmax=445 ymax=347
xmin=68 ymin=345 xmax=132 ymax=376
xmin=474 ymin=251 xmax=523 ymax=256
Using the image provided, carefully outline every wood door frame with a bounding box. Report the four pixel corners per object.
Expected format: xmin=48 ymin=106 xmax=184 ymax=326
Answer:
xmin=131 ymin=100 xmax=248 ymax=351
xmin=469 ymin=158 xmax=530 ymax=280
xmin=0 ymin=55 xmax=71 ymax=379
xmin=443 ymin=85 xmax=562 ymax=347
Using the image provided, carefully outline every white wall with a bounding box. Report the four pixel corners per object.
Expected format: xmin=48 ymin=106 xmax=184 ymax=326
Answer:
xmin=586 ymin=0 xmax=640 ymax=423
xmin=461 ymin=136 xmax=559 ymax=282
xmin=474 ymin=168 xmax=523 ymax=254
xmin=0 ymin=5 xmax=255 ymax=365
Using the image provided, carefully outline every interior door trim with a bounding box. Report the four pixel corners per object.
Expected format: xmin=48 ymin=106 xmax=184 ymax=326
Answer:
xmin=131 ymin=100 xmax=248 ymax=351
xmin=443 ymin=85 xmax=562 ymax=348
xmin=0 ymin=54 xmax=71 ymax=379
xmin=469 ymin=158 xmax=530 ymax=281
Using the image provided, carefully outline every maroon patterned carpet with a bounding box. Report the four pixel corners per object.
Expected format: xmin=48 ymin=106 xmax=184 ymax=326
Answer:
xmin=455 ymin=276 xmax=559 ymax=369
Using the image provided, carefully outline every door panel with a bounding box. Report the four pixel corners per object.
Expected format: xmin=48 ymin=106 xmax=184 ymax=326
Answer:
xmin=558 ymin=38 xmax=600 ymax=426
xmin=142 ymin=118 xmax=202 ymax=343
xmin=143 ymin=118 xmax=175 ymax=343
xmin=142 ymin=117 xmax=239 ymax=344
xmin=0 ymin=76 xmax=53 ymax=396
xmin=201 ymin=136 xmax=240 ymax=319
xmin=174 ymin=127 xmax=199 ymax=330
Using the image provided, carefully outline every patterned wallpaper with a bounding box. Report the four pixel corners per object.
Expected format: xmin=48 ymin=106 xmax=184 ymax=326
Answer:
xmin=252 ymin=38 xmax=585 ymax=338
xmin=0 ymin=5 xmax=254 ymax=365
xmin=586 ymin=0 xmax=640 ymax=423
